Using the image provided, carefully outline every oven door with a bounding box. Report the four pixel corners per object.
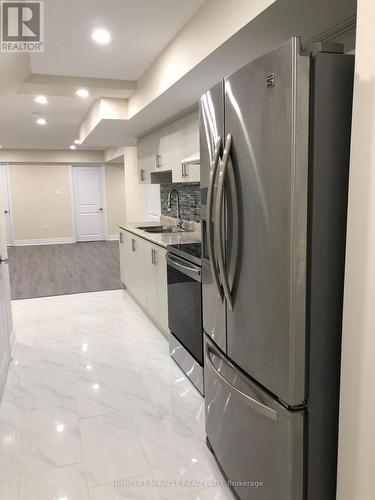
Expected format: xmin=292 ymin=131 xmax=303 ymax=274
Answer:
xmin=167 ymin=253 xmax=203 ymax=365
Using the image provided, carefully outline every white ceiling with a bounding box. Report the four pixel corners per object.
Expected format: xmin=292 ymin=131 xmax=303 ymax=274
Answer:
xmin=0 ymin=95 xmax=97 ymax=150
xmin=30 ymin=0 xmax=206 ymax=80
xmin=0 ymin=0 xmax=205 ymax=150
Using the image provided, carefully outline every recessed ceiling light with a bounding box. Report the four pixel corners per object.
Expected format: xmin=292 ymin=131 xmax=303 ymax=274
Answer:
xmin=35 ymin=95 xmax=48 ymax=104
xmin=76 ymin=88 xmax=89 ymax=98
xmin=92 ymin=29 xmax=111 ymax=44
xmin=0 ymin=145 xmax=2 ymax=148
xmin=74 ymin=139 xmax=80 ymax=145
xmin=36 ymin=118 xmax=47 ymax=125
xmin=70 ymin=145 xmax=76 ymax=150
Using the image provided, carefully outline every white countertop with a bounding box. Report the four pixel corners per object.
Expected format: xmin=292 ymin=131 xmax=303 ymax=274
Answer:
xmin=118 ymin=220 xmax=201 ymax=249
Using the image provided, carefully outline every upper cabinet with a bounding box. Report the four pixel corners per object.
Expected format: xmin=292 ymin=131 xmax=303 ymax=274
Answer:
xmin=137 ymin=110 xmax=200 ymax=184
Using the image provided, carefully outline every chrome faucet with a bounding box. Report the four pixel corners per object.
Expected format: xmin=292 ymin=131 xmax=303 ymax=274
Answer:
xmin=167 ymin=188 xmax=183 ymax=230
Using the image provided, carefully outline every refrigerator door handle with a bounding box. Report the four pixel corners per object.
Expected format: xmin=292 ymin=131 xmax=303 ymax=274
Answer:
xmin=216 ymin=133 xmax=234 ymax=310
xmin=207 ymin=137 xmax=224 ymax=301
xmin=206 ymin=345 xmax=278 ymax=421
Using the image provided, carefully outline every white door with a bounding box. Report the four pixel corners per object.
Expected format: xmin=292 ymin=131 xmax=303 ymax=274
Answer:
xmin=72 ymin=165 xmax=107 ymax=242
xmin=0 ymin=164 xmax=14 ymax=246
xmin=0 ymin=193 xmax=12 ymax=397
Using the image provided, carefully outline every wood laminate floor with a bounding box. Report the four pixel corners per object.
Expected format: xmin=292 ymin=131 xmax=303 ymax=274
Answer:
xmin=8 ymin=241 xmax=122 ymax=300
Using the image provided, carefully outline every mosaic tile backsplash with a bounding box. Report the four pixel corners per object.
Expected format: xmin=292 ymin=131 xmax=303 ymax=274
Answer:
xmin=160 ymin=182 xmax=201 ymax=222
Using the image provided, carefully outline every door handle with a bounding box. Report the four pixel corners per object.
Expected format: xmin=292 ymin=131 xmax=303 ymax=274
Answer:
xmin=215 ymin=133 xmax=234 ymax=310
xmin=206 ymin=345 xmax=278 ymax=421
xmin=98 ymin=208 xmax=103 ymax=212
xmin=207 ymin=136 xmax=224 ymax=301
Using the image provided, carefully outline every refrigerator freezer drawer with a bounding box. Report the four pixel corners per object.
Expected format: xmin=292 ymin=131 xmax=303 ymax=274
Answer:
xmin=204 ymin=336 xmax=304 ymax=500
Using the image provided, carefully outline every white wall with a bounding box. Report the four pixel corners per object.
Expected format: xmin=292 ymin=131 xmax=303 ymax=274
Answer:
xmin=337 ymin=1 xmax=375 ymax=499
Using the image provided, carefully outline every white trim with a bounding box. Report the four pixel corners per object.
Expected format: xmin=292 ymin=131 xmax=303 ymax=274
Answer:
xmin=101 ymin=165 xmax=109 ymax=239
xmin=68 ymin=165 xmax=77 ymax=243
xmin=14 ymin=237 xmax=75 ymax=246
xmin=107 ymin=233 xmax=119 ymax=241
xmin=0 ymin=164 xmax=15 ymax=246
xmin=9 ymin=329 xmax=16 ymax=359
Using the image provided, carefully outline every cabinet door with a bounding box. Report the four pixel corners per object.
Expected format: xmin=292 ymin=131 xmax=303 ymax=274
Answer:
xmin=123 ymin=231 xmax=134 ymax=291
xmin=184 ymin=111 xmax=200 ymax=182
xmin=132 ymin=236 xmax=147 ymax=308
xmin=144 ymin=243 xmax=158 ymax=322
xmin=119 ymin=231 xmax=126 ymax=285
xmin=154 ymin=246 xmax=168 ymax=334
xmin=162 ymin=119 xmax=185 ymax=176
xmin=137 ymin=137 xmax=151 ymax=184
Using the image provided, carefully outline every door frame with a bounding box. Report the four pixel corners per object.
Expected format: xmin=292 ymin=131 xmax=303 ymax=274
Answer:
xmin=0 ymin=164 xmax=14 ymax=247
xmin=70 ymin=164 xmax=108 ymax=242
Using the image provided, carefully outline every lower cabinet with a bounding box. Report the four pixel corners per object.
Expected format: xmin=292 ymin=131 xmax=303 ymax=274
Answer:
xmin=119 ymin=230 xmax=168 ymax=336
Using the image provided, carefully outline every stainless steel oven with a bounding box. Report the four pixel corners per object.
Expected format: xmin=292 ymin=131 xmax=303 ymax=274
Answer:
xmin=167 ymin=245 xmax=203 ymax=394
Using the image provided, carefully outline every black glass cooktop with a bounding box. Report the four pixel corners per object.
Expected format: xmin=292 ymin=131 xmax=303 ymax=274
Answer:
xmin=167 ymin=242 xmax=202 ymax=266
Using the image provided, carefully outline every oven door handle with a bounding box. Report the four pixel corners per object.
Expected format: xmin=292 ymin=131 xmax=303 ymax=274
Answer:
xmin=167 ymin=254 xmax=201 ymax=282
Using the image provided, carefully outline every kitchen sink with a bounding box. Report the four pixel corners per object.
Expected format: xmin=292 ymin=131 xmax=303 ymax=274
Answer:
xmin=137 ymin=225 xmax=194 ymax=234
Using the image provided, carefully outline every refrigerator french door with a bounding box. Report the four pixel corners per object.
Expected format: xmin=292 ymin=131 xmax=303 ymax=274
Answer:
xmin=200 ymin=37 xmax=354 ymax=500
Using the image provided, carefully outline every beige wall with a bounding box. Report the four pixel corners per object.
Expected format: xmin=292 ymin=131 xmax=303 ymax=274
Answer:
xmin=105 ymin=164 xmax=125 ymax=234
xmin=337 ymin=1 xmax=375 ymax=499
xmin=10 ymin=164 xmax=73 ymax=241
xmin=9 ymin=163 xmax=126 ymax=241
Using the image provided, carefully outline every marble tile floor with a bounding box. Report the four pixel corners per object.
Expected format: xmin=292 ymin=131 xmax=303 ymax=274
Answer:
xmin=0 ymin=290 xmax=234 ymax=500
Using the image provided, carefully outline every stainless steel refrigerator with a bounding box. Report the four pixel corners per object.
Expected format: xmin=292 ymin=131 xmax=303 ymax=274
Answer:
xmin=200 ymin=38 xmax=354 ymax=500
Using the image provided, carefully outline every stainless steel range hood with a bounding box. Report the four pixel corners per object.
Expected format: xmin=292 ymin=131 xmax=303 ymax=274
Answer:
xmin=181 ymin=152 xmax=200 ymax=166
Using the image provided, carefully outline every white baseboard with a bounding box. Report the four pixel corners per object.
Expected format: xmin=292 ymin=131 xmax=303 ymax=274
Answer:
xmin=14 ymin=237 xmax=75 ymax=246
xmin=107 ymin=234 xmax=119 ymax=241
xmin=9 ymin=330 xmax=16 ymax=359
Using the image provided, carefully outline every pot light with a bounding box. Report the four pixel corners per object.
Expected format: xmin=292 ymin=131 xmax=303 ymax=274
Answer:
xmin=35 ymin=95 xmax=48 ymax=104
xmin=74 ymin=139 xmax=80 ymax=145
xmin=0 ymin=145 xmax=2 ymax=148
xmin=92 ymin=29 xmax=111 ymax=45
xmin=36 ymin=118 xmax=47 ymax=125
xmin=76 ymin=88 xmax=89 ymax=98
xmin=70 ymin=145 xmax=76 ymax=150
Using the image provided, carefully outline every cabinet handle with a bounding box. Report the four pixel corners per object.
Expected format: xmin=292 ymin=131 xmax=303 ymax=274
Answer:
xmin=140 ymin=169 xmax=145 ymax=182
xmin=151 ymin=249 xmax=157 ymax=265
xmin=182 ymin=164 xmax=185 ymax=179
xmin=119 ymin=232 xmax=123 ymax=244
xmin=155 ymin=154 xmax=161 ymax=168
xmin=131 ymin=239 xmax=136 ymax=252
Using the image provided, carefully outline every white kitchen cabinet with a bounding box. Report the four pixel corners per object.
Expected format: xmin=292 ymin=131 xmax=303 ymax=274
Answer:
xmin=119 ymin=230 xmax=126 ymax=285
xmin=137 ymin=110 xmax=200 ymax=185
xmin=183 ymin=111 xmax=200 ymax=183
xmin=137 ymin=131 xmax=161 ymax=183
xmin=120 ymin=230 xmax=168 ymax=335
xmin=155 ymin=246 xmax=168 ymax=332
xmin=161 ymin=118 xmax=186 ymax=178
